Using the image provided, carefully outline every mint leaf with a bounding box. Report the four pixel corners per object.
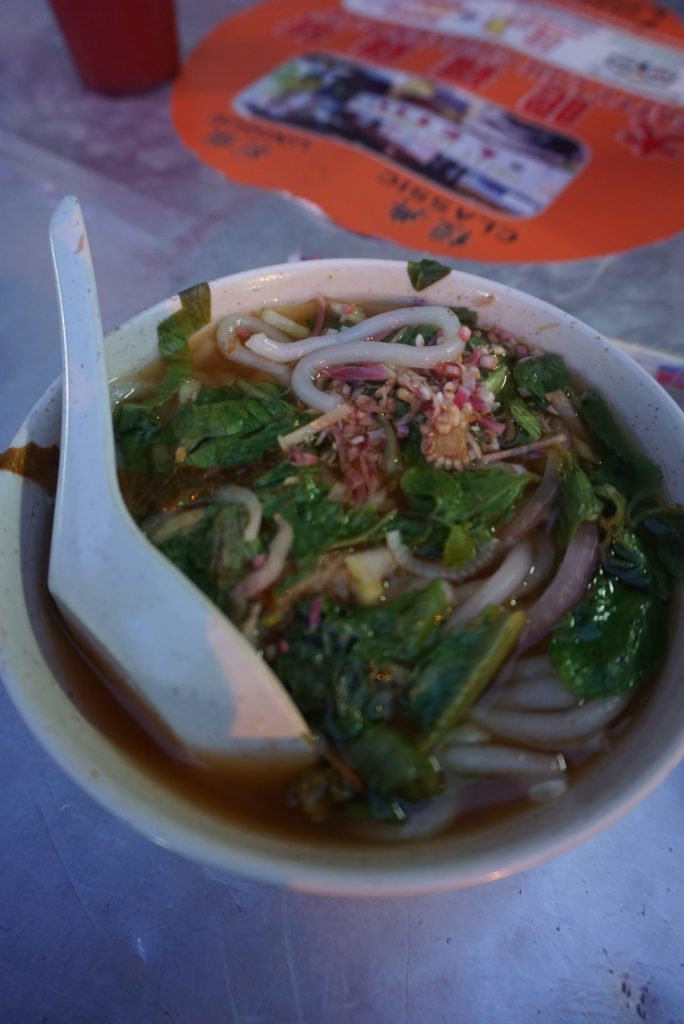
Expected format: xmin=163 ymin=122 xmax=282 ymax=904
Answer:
xmin=638 ymin=506 xmax=684 ymax=579
xmin=556 ymin=457 xmax=603 ymax=545
xmin=450 ymin=306 xmax=478 ymax=329
xmin=402 ymin=466 xmax=533 ymax=527
xmin=513 ymin=354 xmax=571 ymax=405
xmin=407 ymin=259 xmax=451 ymax=291
xmin=582 ymin=390 xmax=663 ymax=505
xmin=549 ymin=573 xmax=666 ymax=697
xmin=509 ymin=398 xmax=543 ymax=440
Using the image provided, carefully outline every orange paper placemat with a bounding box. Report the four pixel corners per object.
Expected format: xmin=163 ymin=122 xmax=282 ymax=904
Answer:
xmin=173 ymin=0 xmax=684 ymax=262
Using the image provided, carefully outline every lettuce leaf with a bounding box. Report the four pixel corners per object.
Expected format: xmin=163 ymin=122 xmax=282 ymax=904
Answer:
xmin=115 ymin=381 xmax=303 ymax=473
xmin=149 ymin=282 xmax=211 ymax=408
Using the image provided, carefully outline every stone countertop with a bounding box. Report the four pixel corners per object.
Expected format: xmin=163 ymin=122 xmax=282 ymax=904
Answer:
xmin=1 ymin=2 xmax=683 ymax=1022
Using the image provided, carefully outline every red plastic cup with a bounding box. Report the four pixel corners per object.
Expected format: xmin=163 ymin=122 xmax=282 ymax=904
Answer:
xmin=48 ymin=0 xmax=179 ymax=95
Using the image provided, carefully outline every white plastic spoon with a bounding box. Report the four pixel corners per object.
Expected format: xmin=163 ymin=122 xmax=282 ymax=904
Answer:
xmin=48 ymin=196 xmax=314 ymax=767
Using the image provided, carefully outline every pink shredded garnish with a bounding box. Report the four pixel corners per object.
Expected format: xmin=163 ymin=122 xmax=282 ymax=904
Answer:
xmin=252 ymin=553 xmax=267 ymax=569
xmin=479 ymin=416 xmax=506 ymax=436
xmin=454 ymin=386 xmax=471 ymax=408
xmin=480 ymin=354 xmax=498 ymax=370
xmin=476 ymin=386 xmax=495 ymax=407
xmin=289 ymin=450 xmax=319 ymax=465
xmin=462 ymin=368 xmax=479 ymax=391
xmin=325 ymin=364 xmax=393 ymax=382
xmin=458 ymin=325 xmax=472 ymax=342
xmin=308 ymin=596 xmax=322 ymax=631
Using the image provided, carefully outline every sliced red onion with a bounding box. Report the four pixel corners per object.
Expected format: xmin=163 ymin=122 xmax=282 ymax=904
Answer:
xmin=308 ymin=596 xmax=322 ymax=631
xmin=444 ymin=743 xmax=567 ymax=778
xmin=471 ymin=694 xmax=629 ymax=746
xmin=517 ymin=534 xmax=557 ymax=599
xmin=291 ymin=310 xmax=464 ymax=412
xmin=214 ymin=484 xmax=262 ymax=541
xmin=233 ymin=515 xmax=293 ymax=602
xmin=386 ymin=530 xmax=501 ymax=584
xmin=446 ymin=540 xmax=533 ymax=628
xmin=479 ymin=416 xmax=506 ymax=436
xmin=517 ymin=522 xmax=599 ymax=652
xmin=546 ymin=389 xmax=579 ymax=421
xmin=498 ymin=456 xmax=559 ymax=547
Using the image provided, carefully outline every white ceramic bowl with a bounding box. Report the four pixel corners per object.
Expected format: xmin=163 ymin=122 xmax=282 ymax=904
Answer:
xmin=2 ymin=259 xmax=684 ymax=896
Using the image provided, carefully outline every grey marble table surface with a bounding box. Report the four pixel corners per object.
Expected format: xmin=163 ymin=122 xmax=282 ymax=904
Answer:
xmin=1 ymin=2 xmax=683 ymax=1022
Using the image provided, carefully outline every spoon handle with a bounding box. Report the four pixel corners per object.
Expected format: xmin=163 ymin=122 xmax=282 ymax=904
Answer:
xmin=48 ymin=197 xmax=313 ymax=763
xmin=49 ymin=196 xmax=122 ymax=538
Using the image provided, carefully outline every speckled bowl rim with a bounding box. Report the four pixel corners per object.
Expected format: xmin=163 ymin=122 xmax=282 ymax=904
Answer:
xmin=2 ymin=259 xmax=684 ymax=897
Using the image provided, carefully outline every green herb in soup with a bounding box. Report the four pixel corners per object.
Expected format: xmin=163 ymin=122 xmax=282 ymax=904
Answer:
xmin=112 ymin=278 xmax=682 ymax=835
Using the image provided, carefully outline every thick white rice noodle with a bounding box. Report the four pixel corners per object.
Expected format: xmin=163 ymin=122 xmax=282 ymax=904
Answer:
xmin=291 ymin=309 xmax=464 ymax=412
xmin=495 ymin=676 xmax=578 ymax=711
xmin=144 ymin=507 xmax=206 ymax=546
xmin=232 ymin=515 xmax=293 ymax=601
xmin=215 ymin=485 xmax=262 ymax=541
xmin=471 ymin=695 xmax=630 ymax=747
xmin=444 ymin=743 xmax=566 ymax=778
xmin=348 ymin=789 xmax=464 ymax=841
xmin=527 ymin=778 xmax=569 ymax=803
xmin=216 ymin=314 xmax=291 ymax=385
xmin=247 ymin=305 xmax=462 ymax=365
xmin=509 ymin=654 xmax=555 ymax=680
